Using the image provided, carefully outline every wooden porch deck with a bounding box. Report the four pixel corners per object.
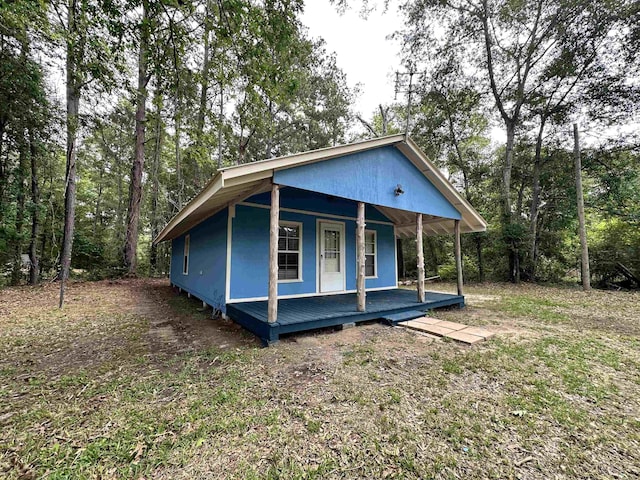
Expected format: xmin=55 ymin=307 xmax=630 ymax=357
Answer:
xmin=226 ymin=289 xmax=464 ymax=345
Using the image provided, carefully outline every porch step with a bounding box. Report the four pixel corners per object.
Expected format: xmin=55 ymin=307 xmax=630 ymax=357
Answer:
xmin=382 ymin=310 xmax=428 ymax=326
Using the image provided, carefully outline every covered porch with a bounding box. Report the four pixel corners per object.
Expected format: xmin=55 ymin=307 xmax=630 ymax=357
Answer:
xmin=227 ymin=288 xmax=464 ymax=345
xmin=259 ymin=181 xmax=467 ymax=336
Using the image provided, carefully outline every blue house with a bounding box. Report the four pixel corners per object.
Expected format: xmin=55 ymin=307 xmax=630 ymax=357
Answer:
xmin=154 ymin=135 xmax=487 ymax=345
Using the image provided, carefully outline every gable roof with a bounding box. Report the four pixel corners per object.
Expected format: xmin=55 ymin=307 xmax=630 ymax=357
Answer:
xmin=154 ymin=135 xmax=487 ymax=243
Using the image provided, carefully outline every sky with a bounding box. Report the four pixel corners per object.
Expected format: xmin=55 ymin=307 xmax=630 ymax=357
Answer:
xmin=300 ymin=2 xmax=405 ymax=120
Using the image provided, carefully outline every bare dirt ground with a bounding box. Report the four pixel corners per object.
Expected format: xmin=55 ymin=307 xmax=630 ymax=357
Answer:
xmin=1 ymin=279 xmax=639 ymax=479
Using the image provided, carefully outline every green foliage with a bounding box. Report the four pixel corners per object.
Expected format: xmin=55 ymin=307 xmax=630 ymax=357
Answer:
xmin=0 ymin=0 xmax=56 ymax=285
xmin=0 ymin=0 xmax=354 ymax=283
xmin=590 ymin=217 xmax=640 ymax=285
xmin=1 ymin=0 xmax=638 ymax=287
xmin=71 ymin=232 xmax=107 ymax=272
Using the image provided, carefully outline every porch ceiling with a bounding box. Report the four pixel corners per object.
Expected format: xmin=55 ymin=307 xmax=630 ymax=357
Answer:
xmin=374 ymin=205 xmax=478 ymax=238
xmin=154 ymin=135 xmax=487 ymax=243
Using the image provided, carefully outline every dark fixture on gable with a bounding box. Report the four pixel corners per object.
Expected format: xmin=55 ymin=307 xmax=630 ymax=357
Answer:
xmin=394 ymin=184 xmax=405 ymax=196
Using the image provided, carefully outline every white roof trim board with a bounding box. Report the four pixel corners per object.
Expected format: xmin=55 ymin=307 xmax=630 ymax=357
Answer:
xmin=154 ymin=135 xmax=487 ymax=243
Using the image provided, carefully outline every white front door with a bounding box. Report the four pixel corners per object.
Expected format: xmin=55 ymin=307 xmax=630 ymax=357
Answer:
xmin=319 ymin=222 xmax=345 ymax=292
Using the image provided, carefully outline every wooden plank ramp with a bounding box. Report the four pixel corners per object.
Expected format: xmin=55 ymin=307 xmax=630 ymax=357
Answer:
xmin=382 ymin=310 xmax=429 ymax=326
xmin=397 ymin=316 xmax=494 ymax=345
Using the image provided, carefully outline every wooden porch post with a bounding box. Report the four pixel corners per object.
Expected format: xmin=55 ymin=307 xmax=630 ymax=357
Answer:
xmin=268 ymin=183 xmax=280 ymax=323
xmin=454 ymin=219 xmax=464 ymax=296
xmin=356 ymin=202 xmax=366 ymax=312
xmin=416 ymin=213 xmax=425 ymax=303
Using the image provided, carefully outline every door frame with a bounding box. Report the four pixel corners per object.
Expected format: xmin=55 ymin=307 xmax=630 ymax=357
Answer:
xmin=316 ymin=219 xmax=347 ymax=293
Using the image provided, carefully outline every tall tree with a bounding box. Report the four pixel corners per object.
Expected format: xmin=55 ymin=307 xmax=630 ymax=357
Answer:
xmin=58 ymin=0 xmax=82 ymax=306
xmin=524 ymin=1 xmax=631 ymax=279
xmin=148 ymin=90 xmax=164 ymax=274
xmin=28 ymin=128 xmax=40 ymax=284
xmin=573 ymin=123 xmax=590 ymax=290
xmin=54 ymin=0 xmax=123 ymax=305
xmin=124 ymin=0 xmax=151 ymax=275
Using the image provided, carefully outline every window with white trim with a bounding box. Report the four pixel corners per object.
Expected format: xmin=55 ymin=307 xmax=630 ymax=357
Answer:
xmin=365 ymin=230 xmax=377 ymax=277
xmin=278 ymin=222 xmax=302 ymax=281
xmin=183 ymin=234 xmax=190 ymax=275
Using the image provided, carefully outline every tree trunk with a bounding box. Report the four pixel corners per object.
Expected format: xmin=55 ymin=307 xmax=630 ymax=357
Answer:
xmin=528 ymin=117 xmax=546 ymax=280
xmin=475 ymin=234 xmax=484 ymax=282
xmin=516 ymin=176 xmax=526 ymax=218
xmin=175 ymin=109 xmax=183 ymax=210
xmin=11 ymin=139 xmax=28 ymax=285
xmin=356 ymin=202 xmax=366 ymax=312
xmin=0 ymin=120 xmax=6 ymax=224
xmin=28 ymin=130 xmax=39 ymax=284
xmin=573 ymin=123 xmax=591 ymax=291
xmin=504 ymin=122 xmax=518 ymax=282
xmin=416 ymin=213 xmax=425 ymax=303
xmin=238 ymin=137 xmax=247 ymax=165
xmin=149 ymin=92 xmax=163 ymax=275
xmin=515 ymin=179 xmax=525 ymax=282
xmin=40 ymin=179 xmax=52 ymax=275
xmin=428 ymin=238 xmax=439 ymax=276
xmin=59 ymin=93 xmax=79 ymax=306
xmin=503 ymin=122 xmax=515 ymax=220
xmin=265 ymin=99 xmax=274 ymax=159
xmin=217 ymin=81 xmax=223 ymax=169
xmin=196 ymin=2 xmax=211 ymax=152
xmin=59 ymin=3 xmax=81 ymax=307
xmin=93 ymin=167 xmax=103 ymax=238
xmin=124 ymin=0 xmax=150 ymax=275
xmin=115 ymin=142 xmax=124 ymax=246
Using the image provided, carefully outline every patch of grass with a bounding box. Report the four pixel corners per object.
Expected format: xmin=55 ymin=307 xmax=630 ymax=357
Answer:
xmin=531 ymin=337 xmax=623 ymax=401
xmin=1 ymin=279 xmax=639 ymax=479
xmin=342 ymin=344 xmax=376 ymax=366
xmin=306 ymin=419 xmax=321 ymax=433
xmin=442 ymin=358 xmax=464 ymax=374
xmin=387 ymin=388 xmax=402 ymax=404
xmin=166 ymin=292 xmax=205 ymax=315
xmin=494 ymin=295 xmax=570 ymax=323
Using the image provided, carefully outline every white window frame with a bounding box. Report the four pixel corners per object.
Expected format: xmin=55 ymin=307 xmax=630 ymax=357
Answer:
xmin=183 ymin=234 xmax=190 ymax=275
xmin=365 ymin=229 xmax=377 ymax=278
xmin=278 ymin=221 xmax=303 ymax=283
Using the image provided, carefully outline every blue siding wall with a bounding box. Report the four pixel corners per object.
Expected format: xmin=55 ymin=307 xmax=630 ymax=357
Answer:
xmin=229 ymin=201 xmax=397 ymax=301
xmin=343 ymin=221 xmax=396 ymax=291
xmin=170 ymin=209 xmax=227 ymax=311
xmin=230 ymin=205 xmax=317 ymax=299
xmin=273 ymin=146 xmax=462 ymax=219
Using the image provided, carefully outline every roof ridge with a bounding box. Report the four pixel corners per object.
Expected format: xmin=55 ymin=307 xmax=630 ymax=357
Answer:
xmin=219 ymin=134 xmax=406 ymax=172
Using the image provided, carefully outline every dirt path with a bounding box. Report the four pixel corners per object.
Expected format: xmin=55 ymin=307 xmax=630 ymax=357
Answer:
xmin=132 ymin=279 xmax=259 ymax=354
xmin=0 ymin=279 xmax=258 ymax=380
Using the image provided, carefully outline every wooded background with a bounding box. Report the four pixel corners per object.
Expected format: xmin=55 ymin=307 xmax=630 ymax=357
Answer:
xmin=1 ymin=0 xmax=639 ymax=290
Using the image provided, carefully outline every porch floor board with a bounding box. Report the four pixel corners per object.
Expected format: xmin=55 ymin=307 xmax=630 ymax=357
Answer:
xmin=226 ymin=289 xmax=464 ymax=345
